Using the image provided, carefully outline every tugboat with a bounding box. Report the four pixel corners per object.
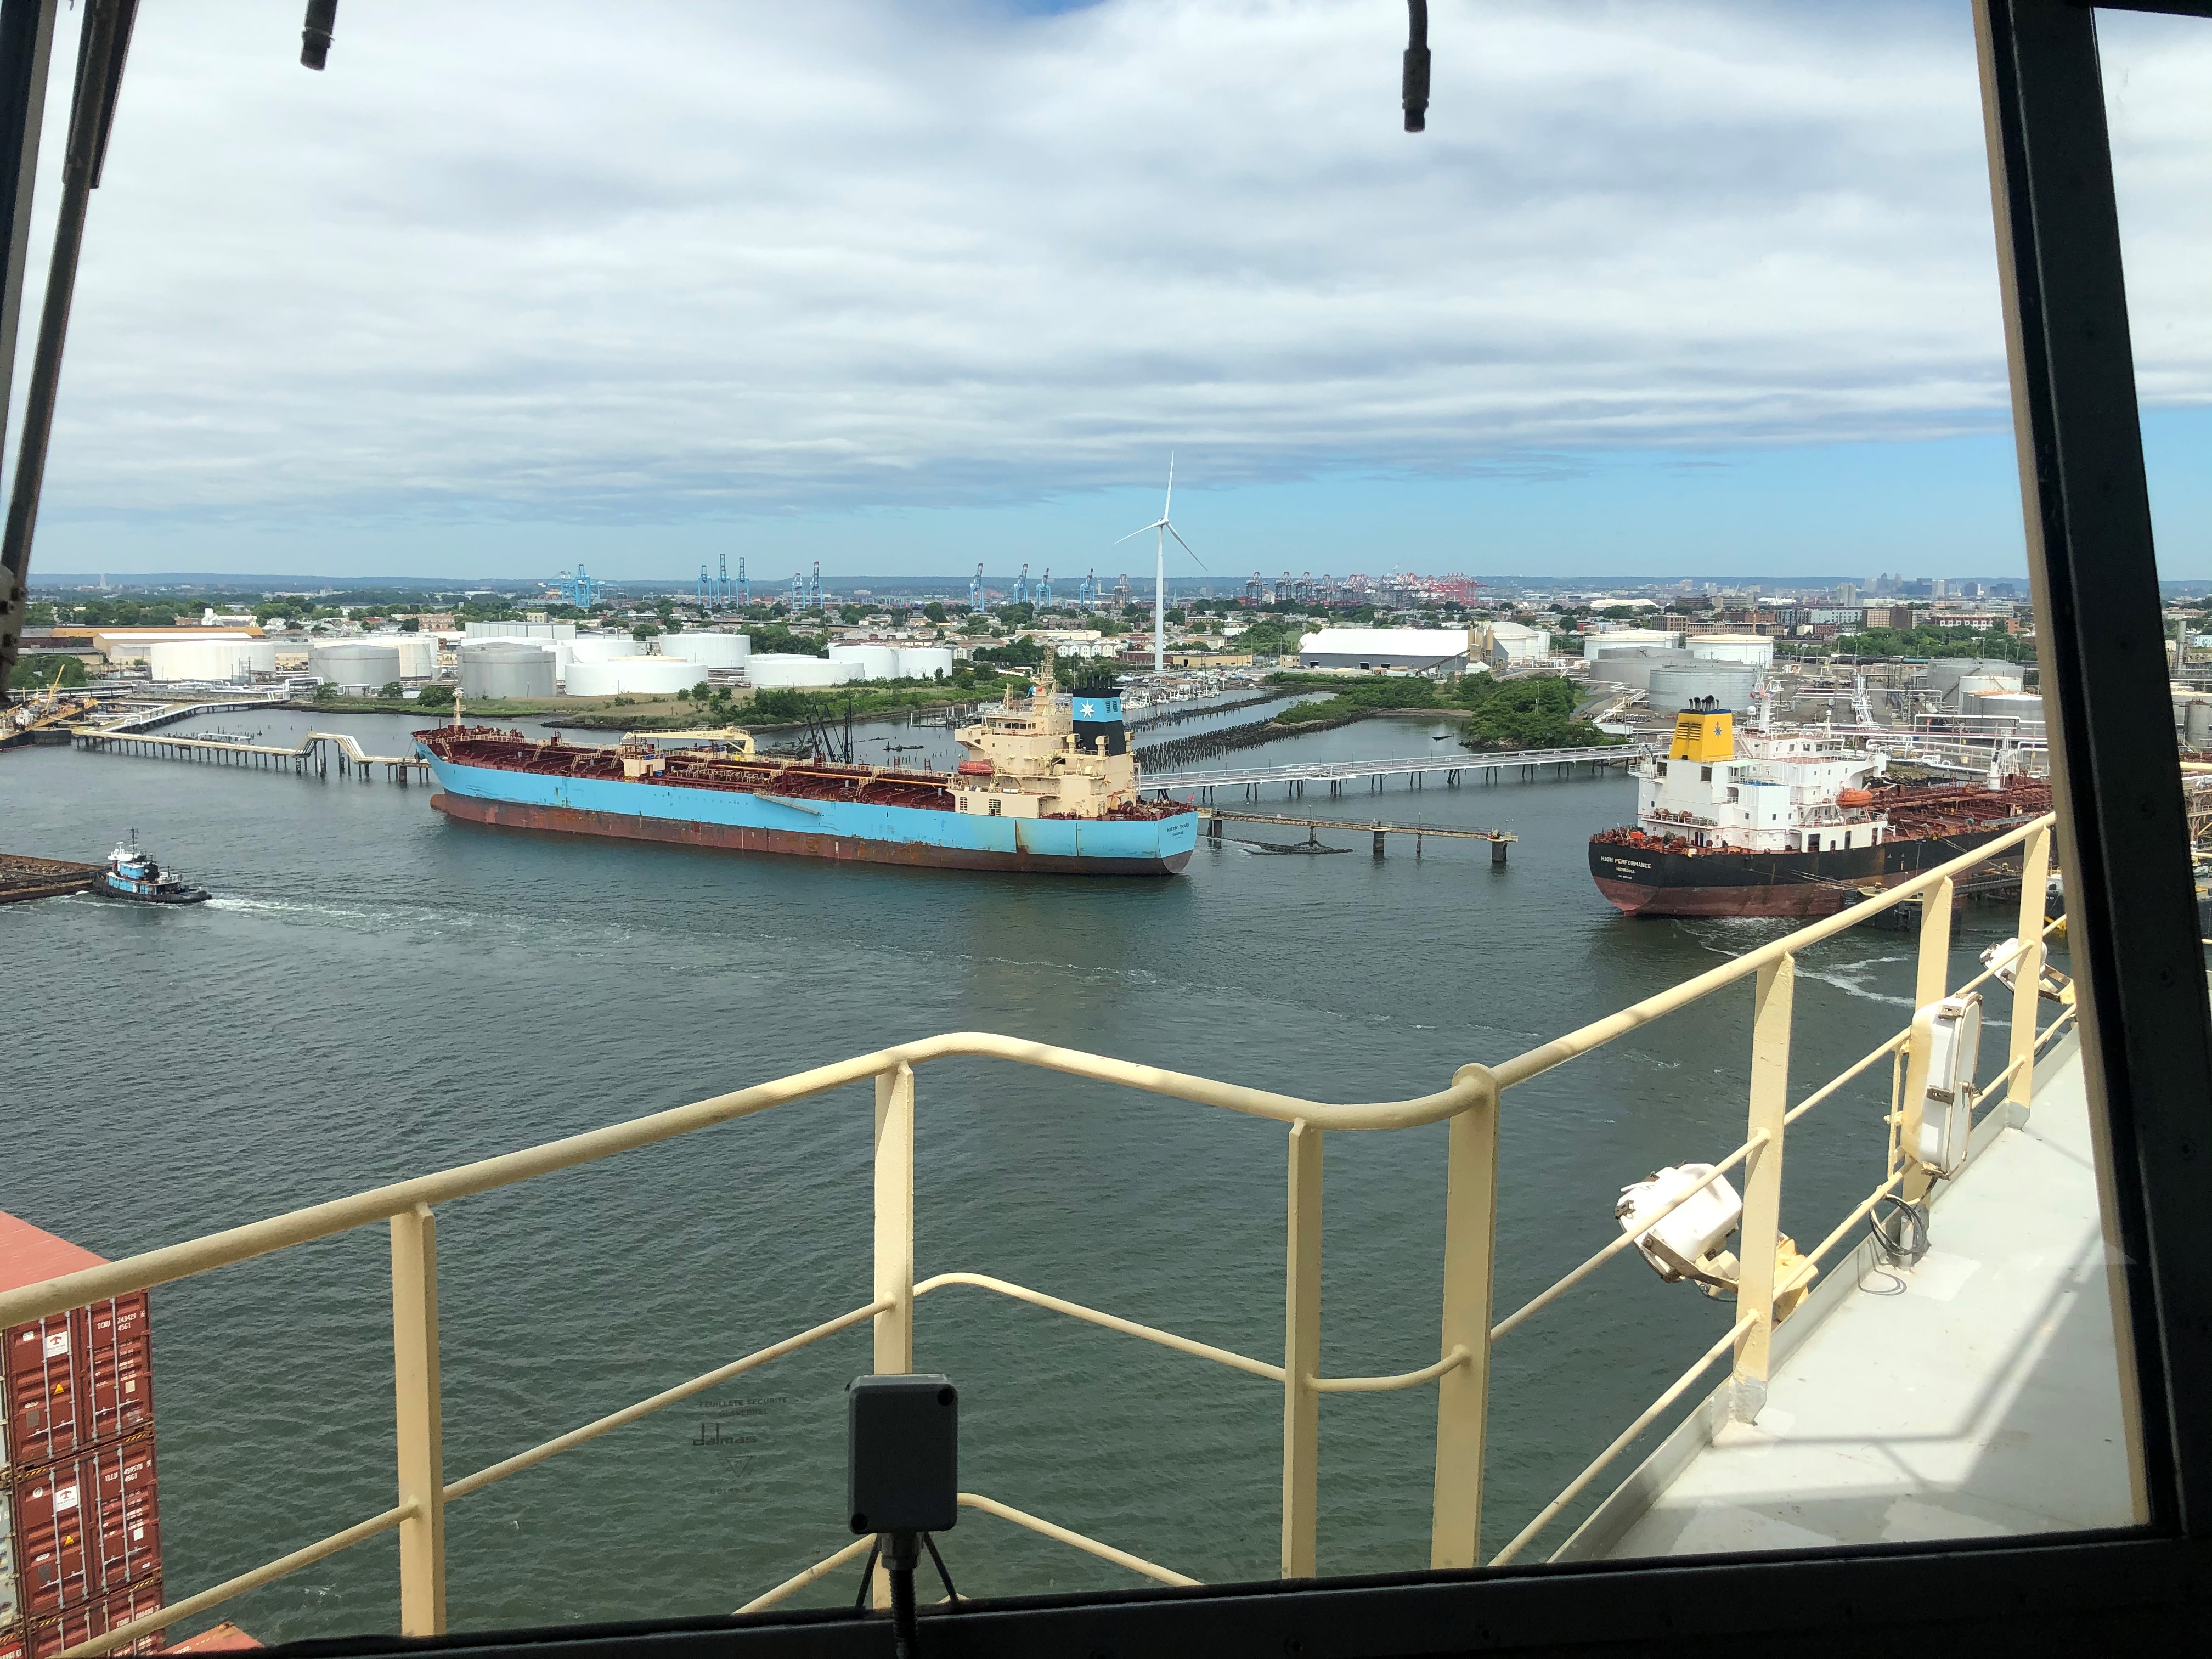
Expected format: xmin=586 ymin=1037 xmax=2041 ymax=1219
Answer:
xmin=98 ymin=836 xmax=212 ymax=905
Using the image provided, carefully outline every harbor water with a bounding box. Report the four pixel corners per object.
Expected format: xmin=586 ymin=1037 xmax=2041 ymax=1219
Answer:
xmin=0 ymin=706 xmax=2034 ymax=1639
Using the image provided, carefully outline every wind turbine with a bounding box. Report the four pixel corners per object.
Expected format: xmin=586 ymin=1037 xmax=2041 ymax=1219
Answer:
xmin=1115 ymin=452 xmax=1203 ymax=676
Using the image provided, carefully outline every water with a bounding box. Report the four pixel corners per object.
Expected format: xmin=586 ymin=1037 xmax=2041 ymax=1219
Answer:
xmin=0 ymin=707 xmax=2031 ymax=1638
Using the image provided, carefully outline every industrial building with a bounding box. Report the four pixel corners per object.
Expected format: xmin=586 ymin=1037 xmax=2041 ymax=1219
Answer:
xmin=1294 ymin=627 xmax=1477 ymax=675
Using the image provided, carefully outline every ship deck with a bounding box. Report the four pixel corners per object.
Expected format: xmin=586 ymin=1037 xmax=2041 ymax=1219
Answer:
xmin=425 ymin=729 xmax=958 ymax=810
xmin=1564 ymin=1036 xmax=2140 ymax=1560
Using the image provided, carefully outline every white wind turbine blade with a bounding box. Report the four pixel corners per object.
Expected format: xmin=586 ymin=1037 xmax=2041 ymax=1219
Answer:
xmin=1164 ymin=450 xmax=1175 ymax=521
xmin=1166 ymin=523 xmax=1204 ymax=569
xmin=1114 ymin=518 xmax=1167 ymax=545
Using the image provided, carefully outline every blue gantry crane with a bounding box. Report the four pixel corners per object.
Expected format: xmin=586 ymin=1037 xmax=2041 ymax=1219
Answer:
xmin=556 ymin=565 xmax=601 ymax=608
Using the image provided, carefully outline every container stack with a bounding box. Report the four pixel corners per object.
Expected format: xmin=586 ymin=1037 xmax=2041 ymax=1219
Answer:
xmin=1 ymin=1214 xmax=162 ymax=1658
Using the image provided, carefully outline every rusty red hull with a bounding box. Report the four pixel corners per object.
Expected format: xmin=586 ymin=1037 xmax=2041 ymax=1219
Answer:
xmin=430 ymin=793 xmax=1193 ymax=876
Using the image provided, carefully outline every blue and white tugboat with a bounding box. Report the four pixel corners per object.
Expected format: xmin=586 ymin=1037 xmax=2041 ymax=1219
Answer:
xmin=98 ymin=835 xmax=211 ymax=905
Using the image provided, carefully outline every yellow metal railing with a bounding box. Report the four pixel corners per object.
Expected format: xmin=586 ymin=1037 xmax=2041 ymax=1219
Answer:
xmin=0 ymin=816 xmax=2071 ymax=1655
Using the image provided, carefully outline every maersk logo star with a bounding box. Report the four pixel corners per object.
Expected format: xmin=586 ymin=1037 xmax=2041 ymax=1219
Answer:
xmin=1077 ymin=701 xmax=1096 ymax=718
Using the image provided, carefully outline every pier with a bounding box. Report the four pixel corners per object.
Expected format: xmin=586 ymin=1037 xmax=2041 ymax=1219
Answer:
xmin=1203 ymin=810 xmax=1517 ymax=862
xmin=72 ymin=727 xmax=431 ymax=783
xmin=1150 ymin=742 xmax=1640 ymax=801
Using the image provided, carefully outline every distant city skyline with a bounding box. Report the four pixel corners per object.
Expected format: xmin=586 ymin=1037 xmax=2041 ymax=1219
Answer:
xmin=12 ymin=4 xmax=2209 ymax=581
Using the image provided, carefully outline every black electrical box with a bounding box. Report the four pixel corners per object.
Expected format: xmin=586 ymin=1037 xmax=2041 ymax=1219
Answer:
xmin=847 ymin=1374 xmax=958 ymax=1535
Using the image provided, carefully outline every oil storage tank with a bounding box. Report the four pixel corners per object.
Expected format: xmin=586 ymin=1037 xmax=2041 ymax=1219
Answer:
xmin=896 ymin=645 xmax=954 ymax=680
xmin=747 ymin=654 xmax=856 ymax=688
xmin=563 ymin=656 xmax=696 ymax=697
xmin=565 ymin=636 xmax=632 ymax=665
xmin=391 ymin=635 xmax=440 ymax=679
xmin=657 ymin=632 xmax=751 ymax=669
xmin=827 ymin=643 xmax=900 ymax=681
xmin=458 ymin=639 xmax=556 ymax=700
xmin=1927 ymin=658 xmax=2023 ymax=706
xmin=312 ymin=640 xmax=403 ymax=692
xmin=1647 ymin=664 xmax=1757 ymax=712
xmin=1686 ymin=633 xmax=1775 ymax=668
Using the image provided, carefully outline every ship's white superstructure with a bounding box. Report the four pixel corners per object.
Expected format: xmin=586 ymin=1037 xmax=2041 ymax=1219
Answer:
xmin=1634 ymin=700 xmax=1893 ymax=856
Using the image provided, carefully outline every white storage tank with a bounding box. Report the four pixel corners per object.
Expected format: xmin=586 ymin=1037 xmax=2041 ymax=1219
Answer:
xmin=1585 ymin=648 xmax=1686 ymax=691
xmin=144 ymin=638 xmax=276 ymax=681
xmin=827 ymin=643 xmax=900 ymax=681
xmin=565 ymin=636 xmax=633 ymax=665
xmin=1971 ymin=689 xmax=2045 ymax=726
xmin=1928 ymin=658 xmax=2023 ymax=702
xmin=563 ymin=656 xmax=698 ymax=697
xmin=1686 ymin=633 xmax=1775 ymax=668
xmin=1647 ymin=665 xmax=1758 ymax=712
xmin=895 ymin=645 xmax=955 ymax=680
xmin=1582 ymin=628 xmax=1674 ymax=661
xmin=458 ymin=640 xmax=557 ymax=700
xmin=312 ymin=640 xmax=404 ymax=692
xmin=657 ymin=632 xmax=751 ymax=668
xmin=391 ymin=636 xmax=439 ymax=679
xmin=747 ymin=654 xmax=856 ymax=688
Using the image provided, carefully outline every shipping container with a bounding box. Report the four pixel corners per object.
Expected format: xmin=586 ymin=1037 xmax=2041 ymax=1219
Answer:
xmin=2 ymin=1212 xmax=110 ymax=1471
xmin=81 ymin=1295 xmax=154 ymax=1449
xmin=10 ymin=1436 xmax=163 ymax=1620
xmin=22 ymin=1576 xmax=162 ymax=1658
xmin=3 ymin=1312 xmax=87 ymax=1474
xmin=1 ymin=1487 xmax=18 ymax=1626
xmin=1 ymin=1618 xmax=23 ymax=1659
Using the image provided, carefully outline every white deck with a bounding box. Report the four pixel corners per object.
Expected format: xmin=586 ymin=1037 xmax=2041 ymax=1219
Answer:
xmin=1564 ymin=1039 xmax=2143 ymax=1560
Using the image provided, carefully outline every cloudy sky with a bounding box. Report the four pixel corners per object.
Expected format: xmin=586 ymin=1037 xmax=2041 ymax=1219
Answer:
xmin=15 ymin=0 xmax=2211 ymax=583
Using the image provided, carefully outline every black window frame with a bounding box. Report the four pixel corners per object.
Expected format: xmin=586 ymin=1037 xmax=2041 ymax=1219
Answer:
xmin=12 ymin=1 xmax=2211 ymax=1652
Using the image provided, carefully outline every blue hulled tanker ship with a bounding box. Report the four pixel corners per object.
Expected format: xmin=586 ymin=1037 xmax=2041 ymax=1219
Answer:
xmin=415 ymin=665 xmax=1197 ymax=876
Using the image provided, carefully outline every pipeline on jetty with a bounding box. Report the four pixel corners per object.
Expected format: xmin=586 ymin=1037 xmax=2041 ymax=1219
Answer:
xmin=72 ymin=726 xmax=431 ymax=783
xmin=1200 ymin=811 xmax=1517 ymax=864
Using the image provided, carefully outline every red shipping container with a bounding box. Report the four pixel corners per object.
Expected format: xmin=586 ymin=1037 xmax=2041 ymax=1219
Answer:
xmin=2 ymin=1212 xmax=112 ymax=1469
xmin=1 ymin=1624 xmax=22 ymax=1659
xmin=82 ymin=1293 xmax=156 ymax=1448
xmin=3 ymin=1311 xmax=88 ymax=1474
xmin=11 ymin=1437 xmax=163 ymax=1620
xmin=23 ymin=1578 xmax=163 ymax=1658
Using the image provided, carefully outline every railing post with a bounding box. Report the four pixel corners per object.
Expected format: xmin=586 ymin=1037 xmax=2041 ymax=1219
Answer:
xmin=1731 ymin=954 xmax=1793 ymax=1421
xmin=1903 ymin=874 xmax=1956 ymax=1204
xmin=873 ymin=1062 xmax=916 ymax=1375
xmin=1429 ymin=1068 xmax=1498 ymax=1570
xmin=870 ymin=1063 xmax=916 ymax=1613
xmin=2008 ymin=826 xmax=2052 ymax=1108
xmin=390 ymin=1203 xmax=445 ymax=1637
xmin=1282 ymin=1119 xmax=1322 ymax=1578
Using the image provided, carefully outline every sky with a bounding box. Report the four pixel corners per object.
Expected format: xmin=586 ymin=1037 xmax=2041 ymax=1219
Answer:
xmin=13 ymin=1 xmax=2211 ymax=584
